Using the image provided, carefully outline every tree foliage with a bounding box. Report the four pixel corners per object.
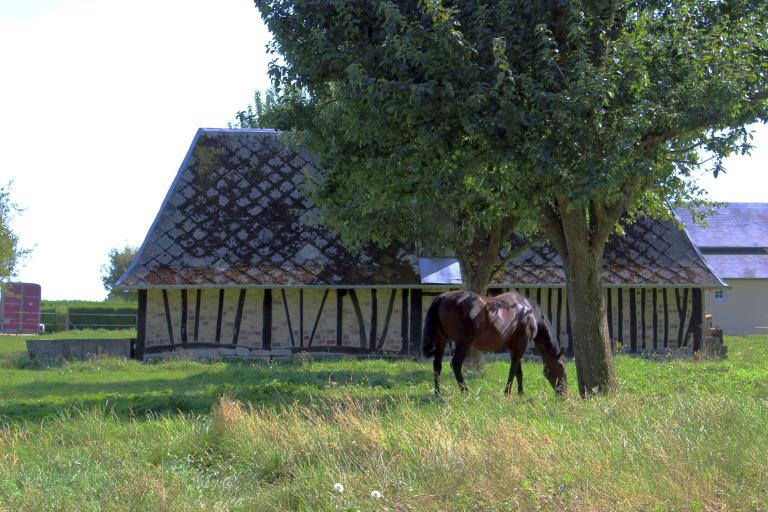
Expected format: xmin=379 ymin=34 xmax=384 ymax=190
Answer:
xmin=253 ymin=0 xmax=768 ymax=394
xmin=101 ymin=245 xmax=138 ymax=302
xmin=0 ymin=182 xmax=28 ymax=281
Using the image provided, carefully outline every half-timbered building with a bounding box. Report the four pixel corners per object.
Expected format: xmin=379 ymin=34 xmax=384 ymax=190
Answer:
xmin=117 ymin=128 xmax=725 ymax=360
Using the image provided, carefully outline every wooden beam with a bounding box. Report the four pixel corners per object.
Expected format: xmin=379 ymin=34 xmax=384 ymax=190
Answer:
xmin=215 ymin=289 xmax=224 ymax=343
xmin=652 ymin=288 xmax=658 ymax=350
xmin=409 ymin=289 xmax=422 ymax=354
xmin=369 ymin=289 xmax=378 ymax=352
xmin=281 ymin=289 xmax=296 ymax=347
xmin=262 ymin=289 xmax=272 ymax=350
xmin=675 ymin=288 xmax=689 ymax=348
xmin=162 ymin=289 xmax=175 ymax=345
xmin=546 ymin=288 xmax=553 ymax=324
xmin=336 ymin=289 xmax=344 ymax=347
xmin=690 ymin=289 xmax=703 ymax=352
xmin=607 ymin=288 xmax=613 ymax=342
xmin=565 ymin=297 xmax=574 ymax=357
xmin=232 ymin=289 xmax=247 ymax=345
xmin=555 ymin=288 xmax=562 ymax=346
xmin=194 ymin=289 xmax=201 ymax=342
xmin=400 ymin=289 xmax=410 ymax=355
xmin=299 ymin=289 xmax=304 ymax=347
xmin=629 ymin=288 xmax=637 ymax=353
xmin=617 ymin=289 xmax=624 ymax=349
xmin=135 ymin=289 xmax=147 ymax=360
xmin=376 ymin=289 xmax=397 ymax=351
xmin=348 ymin=289 xmax=367 ymax=349
xmin=640 ymin=288 xmax=646 ymax=350
xmin=308 ymin=289 xmax=329 ymax=347
xmin=180 ymin=289 xmax=188 ymax=345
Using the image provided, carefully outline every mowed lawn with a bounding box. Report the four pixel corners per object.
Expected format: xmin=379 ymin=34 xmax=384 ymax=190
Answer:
xmin=0 ymin=333 xmax=766 ymax=511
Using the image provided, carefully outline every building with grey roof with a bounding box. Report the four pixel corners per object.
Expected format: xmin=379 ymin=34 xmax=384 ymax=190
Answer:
xmin=118 ymin=128 xmax=724 ymax=360
xmin=677 ymin=203 xmax=768 ymax=334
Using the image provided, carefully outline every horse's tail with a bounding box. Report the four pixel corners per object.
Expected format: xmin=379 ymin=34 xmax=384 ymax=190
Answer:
xmin=422 ymin=295 xmax=444 ymax=358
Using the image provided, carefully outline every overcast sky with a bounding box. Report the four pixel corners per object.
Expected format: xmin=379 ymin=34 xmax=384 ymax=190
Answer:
xmin=1 ymin=1 xmax=766 ymax=301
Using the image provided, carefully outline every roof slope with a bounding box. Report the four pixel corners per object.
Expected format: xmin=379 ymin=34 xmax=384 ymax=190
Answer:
xmin=118 ymin=128 xmax=723 ymax=289
xmin=676 ymin=203 xmax=768 ymax=248
xmin=118 ymin=129 xmax=418 ymax=288
xmin=700 ymin=254 xmax=768 ymax=279
xmin=494 ymin=215 xmax=725 ymax=287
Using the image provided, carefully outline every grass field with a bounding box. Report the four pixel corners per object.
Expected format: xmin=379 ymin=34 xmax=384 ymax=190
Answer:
xmin=0 ymin=333 xmax=766 ymax=511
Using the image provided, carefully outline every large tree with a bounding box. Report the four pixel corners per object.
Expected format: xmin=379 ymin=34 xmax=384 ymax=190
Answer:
xmin=233 ymin=87 xmax=536 ymax=295
xmin=254 ymin=0 xmax=768 ymax=394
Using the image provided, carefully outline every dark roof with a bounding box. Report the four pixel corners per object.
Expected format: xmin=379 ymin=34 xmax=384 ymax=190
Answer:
xmin=118 ymin=129 xmax=418 ymax=288
xmin=676 ymin=203 xmax=768 ymax=248
xmin=494 ymin=215 xmax=725 ymax=287
xmin=119 ymin=128 xmax=723 ymax=289
xmin=695 ymin=254 xmax=768 ymax=279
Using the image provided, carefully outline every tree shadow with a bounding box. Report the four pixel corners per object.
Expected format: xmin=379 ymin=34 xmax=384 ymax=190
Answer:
xmin=0 ymin=360 xmax=434 ymax=424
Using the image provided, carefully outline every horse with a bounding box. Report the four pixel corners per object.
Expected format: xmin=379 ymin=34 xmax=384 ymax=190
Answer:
xmin=422 ymin=290 xmax=568 ymax=396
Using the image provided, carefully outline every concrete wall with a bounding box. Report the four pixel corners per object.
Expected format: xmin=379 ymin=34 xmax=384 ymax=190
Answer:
xmin=705 ymin=279 xmax=768 ymax=335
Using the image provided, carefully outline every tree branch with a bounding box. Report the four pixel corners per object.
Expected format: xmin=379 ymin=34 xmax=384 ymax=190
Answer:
xmin=639 ymin=91 xmax=768 ymax=152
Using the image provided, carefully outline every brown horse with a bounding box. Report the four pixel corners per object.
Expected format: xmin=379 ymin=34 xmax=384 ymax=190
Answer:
xmin=422 ymin=290 xmax=568 ymax=396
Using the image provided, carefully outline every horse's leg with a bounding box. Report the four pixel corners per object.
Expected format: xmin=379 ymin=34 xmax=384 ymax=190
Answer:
xmin=450 ymin=343 xmax=469 ymax=393
xmin=433 ymin=337 xmax=446 ymax=395
xmin=504 ymin=356 xmax=520 ymax=395
xmin=516 ymin=358 xmax=524 ymax=396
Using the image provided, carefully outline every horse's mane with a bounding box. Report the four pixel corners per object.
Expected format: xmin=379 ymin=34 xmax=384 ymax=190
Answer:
xmin=530 ymin=302 xmax=562 ymax=356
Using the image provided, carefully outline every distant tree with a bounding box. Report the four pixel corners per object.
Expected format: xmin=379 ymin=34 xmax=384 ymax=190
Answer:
xmin=0 ymin=182 xmax=29 ymax=281
xmin=101 ymin=245 xmax=138 ymax=301
xmin=254 ymin=0 xmax=768 ymax=395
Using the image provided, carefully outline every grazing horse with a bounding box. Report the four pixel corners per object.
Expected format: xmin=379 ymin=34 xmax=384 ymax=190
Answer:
xmin=422 ymin=290 xmax=568 ymax=396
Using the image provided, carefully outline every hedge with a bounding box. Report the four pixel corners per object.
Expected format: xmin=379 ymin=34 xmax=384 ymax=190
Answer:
xmin=40 ymin=301 xmax=138 ymax=332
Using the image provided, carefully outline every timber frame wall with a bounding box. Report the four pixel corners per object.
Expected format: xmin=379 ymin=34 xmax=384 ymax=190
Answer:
xmin=134 ymin=286 xmax=705 ymax=359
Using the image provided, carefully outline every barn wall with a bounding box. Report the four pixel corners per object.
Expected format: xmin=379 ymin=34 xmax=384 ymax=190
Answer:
xmin=140 ymin=287 xmax=411 ymax=358
xmin=140 ymin=286 xmax=704 ymax=359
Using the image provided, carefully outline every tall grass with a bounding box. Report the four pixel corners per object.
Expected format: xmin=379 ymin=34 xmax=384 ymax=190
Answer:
xmin=0 ymin=336 xmax=766 ymax=511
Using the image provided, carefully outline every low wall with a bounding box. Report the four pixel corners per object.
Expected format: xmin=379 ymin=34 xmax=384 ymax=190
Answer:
xmin=26 ymin=339 xmax=132 ymax=360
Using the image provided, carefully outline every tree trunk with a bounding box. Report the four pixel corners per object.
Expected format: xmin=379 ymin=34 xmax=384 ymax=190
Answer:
xmin=455 ymin=248 xmax=493 ymax=371
xmin=453 ymin=220 xmax=515 ymax=371
xmin=542 ymin=199 xmax=619 ymax=396
xmin=563 ymin=249 xmax=618 ymax=395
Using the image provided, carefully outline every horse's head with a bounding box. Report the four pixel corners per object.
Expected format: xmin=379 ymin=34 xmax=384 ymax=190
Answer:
xmin=533 ymin=316 xmax=568 ymax=396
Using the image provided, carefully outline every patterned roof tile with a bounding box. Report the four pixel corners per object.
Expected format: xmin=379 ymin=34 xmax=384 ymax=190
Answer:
xmin=118 ymin=128 xmax=723 ymax=289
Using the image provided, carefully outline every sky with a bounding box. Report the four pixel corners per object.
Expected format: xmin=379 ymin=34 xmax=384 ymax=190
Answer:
xmin=1 ymin=1 xmax=766 ymax=301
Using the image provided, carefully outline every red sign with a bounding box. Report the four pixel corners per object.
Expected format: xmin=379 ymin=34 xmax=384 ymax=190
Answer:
xmin=1 ymin=283 xmax=42 ymax=334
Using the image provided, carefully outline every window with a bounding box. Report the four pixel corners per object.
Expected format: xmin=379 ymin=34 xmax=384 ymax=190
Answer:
xmin=714 ymin=290 xmax=726 ymax=304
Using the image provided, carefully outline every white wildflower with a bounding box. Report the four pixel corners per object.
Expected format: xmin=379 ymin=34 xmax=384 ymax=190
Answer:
xmin=371 ymin=490 xmax=382 ymax=499
xmin=333 ymin=483 xmax=345 ymax=493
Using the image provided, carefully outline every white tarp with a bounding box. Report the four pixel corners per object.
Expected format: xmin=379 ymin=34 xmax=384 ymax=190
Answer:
xmin=418 ymin=257 xmax=463 ymax=284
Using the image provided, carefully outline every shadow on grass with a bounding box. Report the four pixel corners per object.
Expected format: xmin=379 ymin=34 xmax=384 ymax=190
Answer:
xmin=0 ymin=360 xmax=435 ymax=424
